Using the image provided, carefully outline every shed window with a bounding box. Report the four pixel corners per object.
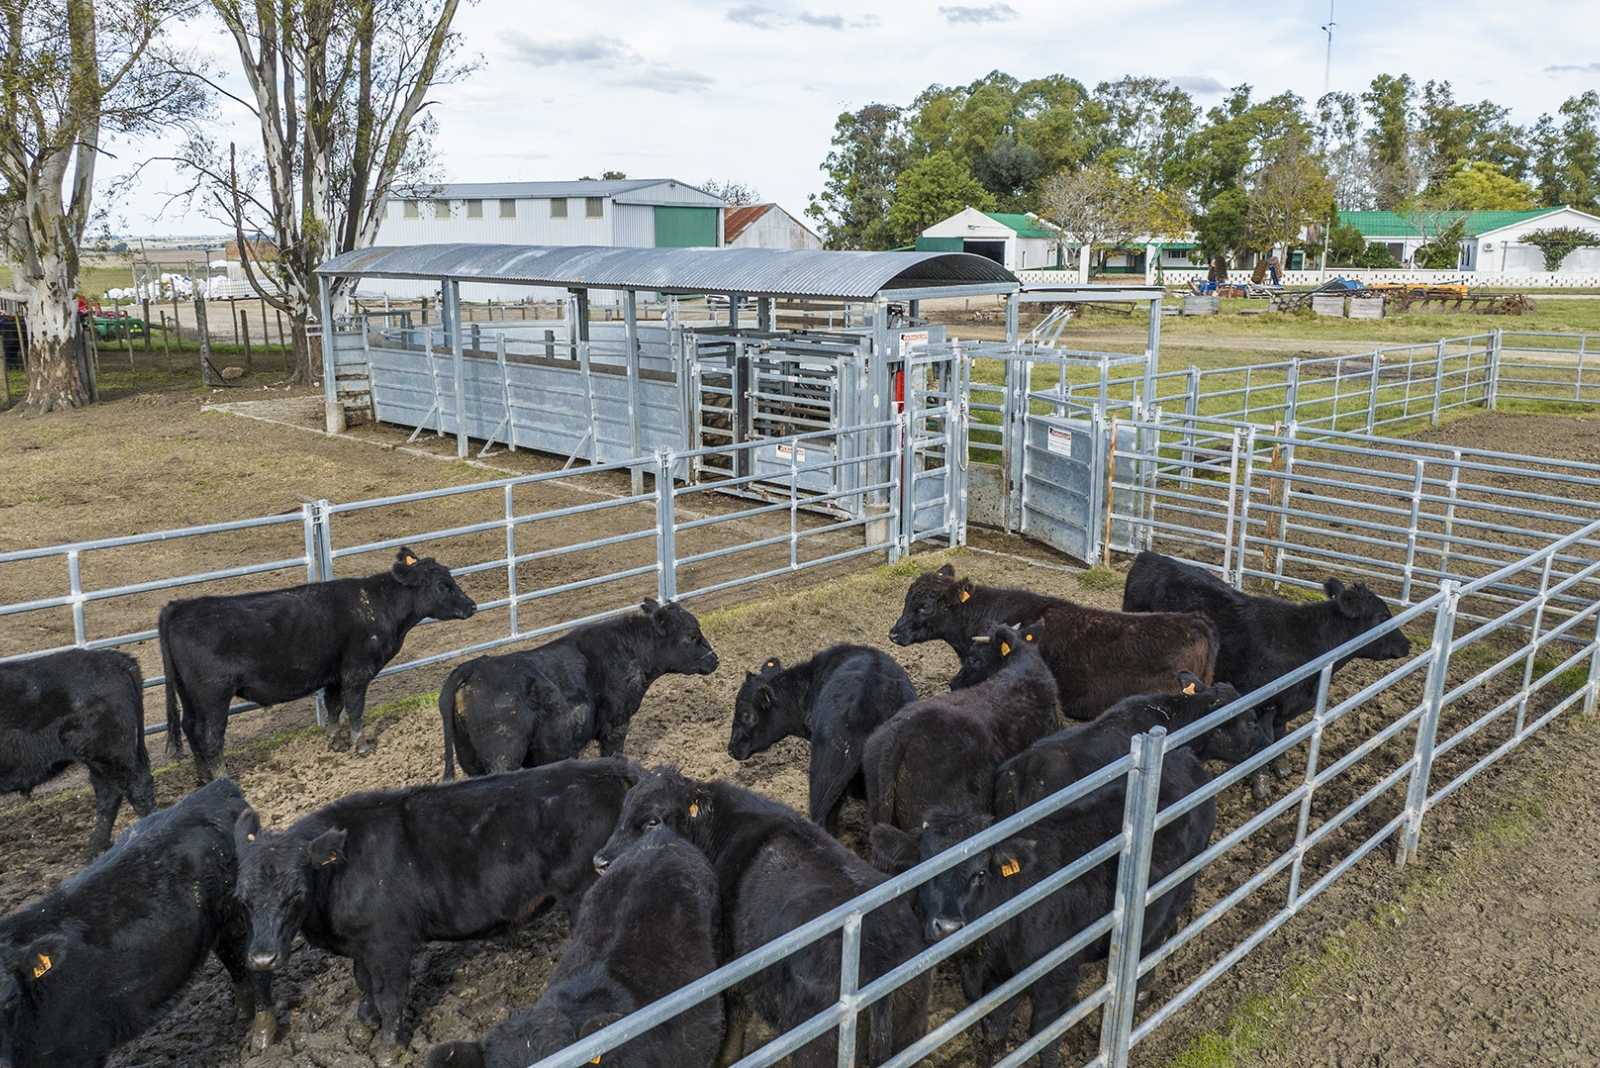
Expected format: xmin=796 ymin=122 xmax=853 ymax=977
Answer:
xmin=465 ymin=199 xmax=482 ymax=218
xmin=499 ymin=198 xmax=516 ymax=218
xmin=586 ymin=197 xmax=604 ymax=218
xmin=433 ymin=199 xmax=451 ymax=220
xmin=551 ymin=198 xmax=568 ymax=218
xmin=403 ymin=200 xmax=419 ymax=219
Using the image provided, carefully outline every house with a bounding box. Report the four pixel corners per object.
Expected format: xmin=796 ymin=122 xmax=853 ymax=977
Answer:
xmin=369 ymin=179 xmax=727 ymax=300
xmin=916 ymin=208 xmax=1064 ymax=271
xmin=1338 ymin=206 xmax=1600 ymax=273
xmin=724 ymin=203 xmax=822 ymax=250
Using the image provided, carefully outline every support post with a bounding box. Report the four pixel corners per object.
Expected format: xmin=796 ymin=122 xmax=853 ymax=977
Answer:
xmin=1098 ymin=728 xmax=1168 ymax=1068
xmin=1431 ymin=339 xmax=1446 ymax=425
xmin=1004 ymin=290 xmax=1020 ymax=346
xmin=1182 ymin=365 xmax=1200 ymax=475
xmin=757 ymin=296 xmax=773 ymax=333
xmin=655 ymin=450 xmax=678 ymax=602
xmin=1143 ymin=292 xmax=1161 ymax=410
xmin=1366 ymin=349 xmax=1381 ymax=434
xmin=1487 ymin=328 xmax=1502 ymax=410
xmin=1284 ymin=359 xmax=1300 ymax=425
xmin=1584 ymin=593 xmax=1600 ymax=717
xmin=308 ymin=500 xmax=335 ymax=728
xmin=1235 ymin=426 xmax=1260 ymax=586
xmin=835 ymin=914 xmax=864 ymax=1068
xmin=1219 ymin=427 xmax=1244 ymax=586
xmin=625 ymin=290 xmax=643 ymax=494
xmin=1398 ymin=581 xmax=1459 ymax=866
xmin=318 ymin=276 xmax=342 ymax=433
xmin=1399 ymin=459 xmax=1425 ymax=604
xmin=504 ymin=484 xmax=519 ymax=639
xmin=447 ymin=280 xmax=466 ymax=459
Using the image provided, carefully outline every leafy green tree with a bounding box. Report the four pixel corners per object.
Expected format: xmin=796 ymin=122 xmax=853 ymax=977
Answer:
xmin=1434 ymin=161 xmax=1536 ymax=210
xmin=1412 ymin=217 xmax=1467 ymax=268
xmin=1523 ymin=227 xmax=1600 ymax=271
xmin=1362 ymin=73 xmax=1417 ymax=206
xmin=1194 ymin=188 xmax=1248 ymax=261
xmin=1316 ymin=91 xmax=1373 ymax=209
xmin=1557 ymin=91 xmax=1599 ymax=211
xmin=885 ymin=152 xmax=995 ymax=247
xmin=1325 ymin=221 xmax=1369 ymax=265
xmin=1092 ymin=75 xmax=1200 ymax=186
xmin=1247 ymin=132 xmax=1333 ymax=253
xmin=807 ymin=103 xmax=910 ymax=249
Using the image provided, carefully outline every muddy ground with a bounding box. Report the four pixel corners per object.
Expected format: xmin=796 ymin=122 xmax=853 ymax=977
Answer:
xmin=3 ymin=392 xmax=1597 ymax=1067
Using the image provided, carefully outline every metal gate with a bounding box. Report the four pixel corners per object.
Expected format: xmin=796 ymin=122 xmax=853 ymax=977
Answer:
xmin=900 ymin=339 xmax=964 ymax=546
xmin=1020 ymin=406 xmax=1139 ymax=563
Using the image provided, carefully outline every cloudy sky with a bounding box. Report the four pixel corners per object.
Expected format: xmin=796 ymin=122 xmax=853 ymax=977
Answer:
xmin=111 ymin=0 xmax=1597 ymax=236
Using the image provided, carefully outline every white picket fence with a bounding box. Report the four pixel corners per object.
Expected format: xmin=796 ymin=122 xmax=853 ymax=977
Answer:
xmin=1019 ymin=268 xmax=1600 ymax=290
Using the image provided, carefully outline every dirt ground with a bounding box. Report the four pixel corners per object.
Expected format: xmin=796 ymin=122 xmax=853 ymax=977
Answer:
xmin=4 ymin=388 xmax=1599 ymax=1067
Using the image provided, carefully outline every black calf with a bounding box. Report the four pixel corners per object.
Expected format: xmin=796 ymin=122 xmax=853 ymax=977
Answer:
xmin=728 ymin=644 xmax=917 ymax=834
xmin=0 ymin=648 xmax=157 ymax=857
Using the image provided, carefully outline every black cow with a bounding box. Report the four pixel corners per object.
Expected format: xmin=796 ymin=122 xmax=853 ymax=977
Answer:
xmin=993 ymin=676 xmax=1263 ymax=817
xmin=893 ymin=564 xmax=1219 ymax=721
xmin=1 ymin=648 xmax=156 ymax=857
xmin=594 ymin=768 xmax=930 ymax=1068
xmin=160 ymin=546 xmax=476 ymax=781
xmin=1123 ymin=552 xmax=1412 ymax=793
xmin=439 ymin=599 xmax=717 ymax=779
xmin=425 ymin=827 xmax=722 ymax=1068
xmin=871 ymin=751 xmax=1216 ymax=1068
xmin=0 ymin=778 xmax=269 ymax=1068
xmin=234 ymin=758 xmax=640 ymax=1063
xmin=728 ymin=644 xmax=917 ymax=834
xmin=863 ymin=623 xmax=1060 ymax=833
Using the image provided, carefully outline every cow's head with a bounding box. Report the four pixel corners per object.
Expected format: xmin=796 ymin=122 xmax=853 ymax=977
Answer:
xmin=949 ymin=621 xmax=1042 ymax=690
xmin=890 ymin=563 xmax=973 ymax=646
xmin=594 ymin=766 xmax=704 ymax=874
xmin=1324 ymin=579 xmax=1410 ymax=660
xmin=1169 ymin=676 xmax=1270 ymax=764
xmin=393 ymin=547 xmax=477 ymax=621
xmin=0 ymin=931 xmax=66 ymax=1066
xmin=233 ymin=809 xmax=345 ymax=973
xmin=870 ymin=811 xmax=1031 ymax=943
xmin=728 ymin=657 xmax=787 ymax=760
xmin=642 ymin=599 xmax=719 ymax=677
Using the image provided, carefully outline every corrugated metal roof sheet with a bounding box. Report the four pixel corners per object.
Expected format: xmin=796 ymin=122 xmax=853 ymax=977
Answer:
xmin=316 ymin=243 xmax=1019 ymax=300
xmin=984 ymin=211 xmax=1061 ymax=239
xmin=386 ymin=179 xmax=716 ymax=202
xmin=723 ymin=204 xmax=771 ymax=243
xmin=1338 ymin=208 xmax=1559 ymax=238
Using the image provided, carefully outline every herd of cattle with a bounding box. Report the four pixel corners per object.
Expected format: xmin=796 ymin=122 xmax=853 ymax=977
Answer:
xmin=0 ymin=546 xmax=1412 ymax=1068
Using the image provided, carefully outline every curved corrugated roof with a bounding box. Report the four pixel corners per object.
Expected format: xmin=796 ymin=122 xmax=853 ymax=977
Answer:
xmin=316 ymin=243 xmax=1018 ymax=300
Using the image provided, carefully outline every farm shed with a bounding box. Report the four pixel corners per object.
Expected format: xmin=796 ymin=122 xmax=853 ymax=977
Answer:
xmin=315 ymin=242 xmax=1016 ymax=529
xmin=723 ymin=203 xmax=823 ymax=250
xmin=916 ymin=206 xmax=1065 ymax=271
xmin=369 ymin=180 xmax=728 ymax=303
xmin=1338 ymin=206 xmax=1600 ymax=273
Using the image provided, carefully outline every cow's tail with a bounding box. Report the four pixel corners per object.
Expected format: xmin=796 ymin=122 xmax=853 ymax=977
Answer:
xmin=119 ymin=652 xmax=152 ymax=772
xmin=157 ymin=605 xmax=184 ymax=757
xmin=437 ymin=667 xmax=463 ymax=781
xmin=862 ymin=722 xmax=905 ymax=830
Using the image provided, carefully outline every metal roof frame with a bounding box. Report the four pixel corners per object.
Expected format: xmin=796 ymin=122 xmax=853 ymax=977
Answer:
xmin=315 ymin=243 xmax=1020 ymax=302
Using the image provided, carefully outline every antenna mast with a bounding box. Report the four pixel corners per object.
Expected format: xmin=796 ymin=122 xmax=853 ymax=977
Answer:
xmin=1321 ymin=0 xmax=1337 ymax=98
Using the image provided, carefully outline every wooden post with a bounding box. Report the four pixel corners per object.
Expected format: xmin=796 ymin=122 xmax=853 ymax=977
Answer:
xmin=171 ymin=290 xmax=181 ymax=341
xmin=141 ymin=299 xmax=151 ymax=352
xmin=274 ymin=308 xmax=286 ymax=353
xmin=123 ymin=302 xmax=135 ymax=370
xmin=194 ymin=294 xmax=214 ymax=385
xmin=241 ymin=311 xmax=253 ymax=367
xmin=228 ymin=296 xmax=239 ymax=345
xmin=160 ymin=311 xmax=171 ymax=366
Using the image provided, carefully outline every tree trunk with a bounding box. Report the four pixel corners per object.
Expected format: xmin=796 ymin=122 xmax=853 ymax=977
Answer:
xmin=17 ymin=254 xmax=90 ymax=413
xmin=288 ymin=306 xmax=314 ymax=385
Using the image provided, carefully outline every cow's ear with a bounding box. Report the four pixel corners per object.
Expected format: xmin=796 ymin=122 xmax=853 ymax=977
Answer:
xmin=640 ymin=597 xmax=661 ymax=616
xmin=20 ymin=935 xmax=65 ymax=982
xmin=947 ymin=579 xmax=974 ymax=606
xmin=392 ymin=552 xmax=426 ymax=585
xmin=1176 ymin=671 xmax=1202 ymax=696
xmin=755 ymin=684 xmax=773 ymax=711
xmin=1322 ymin=578 xmax=1345 ymax=600
xmin=235 ymin=808 xmax=262 ymax=852
xmin=579 ymin=1011 xmax=626 ymax=1041
xmin=993 ymin=838 xmax=1036 ymax=879
xmin=936 ymin=563 xmax=956 ymax=578
xmin=687 ymin=785 xmax=711 ymax=822
xmin=304 ymin=827 xmax=347 ymax=868
xmin=1329 ymin=583 xmax=1363 ymax=617
xmin=760 ymin=656 xmax=782 ymax=675
xmin=869 ymin=824 xmax=918 ymax=875
xmin=993 ymin=625 xmax=1020 ymax=657
xmin=395 ymin=546 xmax=421 ymax=569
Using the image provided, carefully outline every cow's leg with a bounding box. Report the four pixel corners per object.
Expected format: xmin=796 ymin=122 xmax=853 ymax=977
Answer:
xmin=353 ymin=959 xmax=381 ymax=1030
xmin=189 ymin=691 xmax=232 ymax=783
xmin=1024 ymin=970 xmax=1078 ymax=1068
xmin=218 ymin=910 xmax=276 ymax=1049
xmin=808 ymin=740 xmax=858 ymax=835
xmin=597 ymin=722 xmax=629 ymax=759
xmin=716 ymin=995 xmax=751 ymax=1067
xmin=322 ymin=681 xmax=347 ymax=750
xmin=343 ymin=675 xmax=377 ymax=758
xmin=363 ymin=945 xmax=414 ymax=1064
xmin=84 ymin=769 xmax=123 ymax=858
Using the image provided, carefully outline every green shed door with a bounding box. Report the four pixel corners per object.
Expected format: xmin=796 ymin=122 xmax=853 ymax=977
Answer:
xmin=654 ymin=206 xmax=720 ymax=247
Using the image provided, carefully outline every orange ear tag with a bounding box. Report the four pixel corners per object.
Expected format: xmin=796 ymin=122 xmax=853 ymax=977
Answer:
xmin=689 ymin=803 xmax=699 ymax=819
xmin=1182 ymin=683 xmax=1197 ymax=695
xmin=1000 ymin=859 xmax=1021 ymax=878
xmin=32 ymin=953 xmax=52 ymax=978
xmin=1000 ymin=641 xmax=1011 ymax=656
xmin=402 ymin=554 xmax=417 ymax=566
xmin=591 ymin=1057 xmax=602 ymax=1066
xmin=959 ymin=589 xmax=971 ymax=603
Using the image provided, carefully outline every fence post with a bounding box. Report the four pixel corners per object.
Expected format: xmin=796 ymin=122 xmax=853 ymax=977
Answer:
xmin=1098 ymin=727 xmax=1168 ymax=1068
xmin=835 ymin=913 xmax=864 ymax=1068
xmin=1101 ymin=413 xmax=1118 ymax=566
xmin=1219 ymin=427 xmax=1243 ymax=586
xmin=655 ymin=450 xmax=678 ymax=602
xmin=1234 ymin=426 xmax=1260 ymax=586
xmin=1397 ymin=580 xmax=1458 ymax=867
xmin=1182 ymin=365 xmax=1200 ymax=476
xmin=1486 ymin=329 xmax=1502 ymax=410
xmin=1584 ymin=597 xmax=1600 ymax=718
xmin=504 ymin=484 xmax=519 ymax=640
xmin=1431 ymin=339 xmax=1446 ymax=426
xmin=1365 ymin=350 xmax=1381 ymax=434
xmin=1283 ymin=359 xmax=1300 ymax=426
xmin=1438 ymin=449 xmax=1462 ymax=581
xmin=308 ymin=500 xmax=335 ymax=728
xmin=1399 ymin=459 xmax=1425 ymax=604
xmin=66 ymin=550 xmax=86 ymax=647
xmin=1515 ymin=553 xmax=1556 ymax=735
xmin=1577 ymin=333 xmax=1587 ymax=402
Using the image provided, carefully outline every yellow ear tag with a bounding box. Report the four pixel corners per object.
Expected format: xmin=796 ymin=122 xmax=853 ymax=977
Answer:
xmin=32 ymin=953 xmax=52 ymax=979
xmin=764 ymin=659 xmax=778 ymax=669
xmin=959 ymin=589 xmax=970 ymax=603
xmin=591 ymin=1057 xmax=602 ymax=1066
xmin=688 ymin=803 xmax=699 ymax=819
xmin=1024 ymin=633 xmax=1034 ymax=642
xmin=1000 ymin=641 xmax=1011 ymax=656
xmin=999 ymin=859 xmax=1021 ymax=878
xmin=402 ymin=554 xmax=417 ymax=566
xmin=1182 ymin=682 xmax=1197 ymax=696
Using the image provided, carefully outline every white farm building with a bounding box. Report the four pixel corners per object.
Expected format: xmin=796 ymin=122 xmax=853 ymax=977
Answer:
xmin=723 ymin=203 xmax=822 ymax=250
xmin=915 ymin=208 xmax=1065 ymax=271
xmin=366 ymin=179 xmax=727 ymax=301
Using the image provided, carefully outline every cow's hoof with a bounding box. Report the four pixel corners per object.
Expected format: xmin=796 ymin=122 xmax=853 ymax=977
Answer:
xmin=164 ymin=739 xmax=182 ymax=758
xmin=354 ymin=738 xmax=374 ymax=758
xmin=1250 ymin=774 xmax=1272 ymax=802
xmin=327 ymin=731 xmax=351 ymax=753
xmin=82 ymin=841 xmax=109 ymax=863
xmin=356 ymin=998 xmax=381 ymax=1030
xmin=372 ymin=1038 xmax=405 ymax=1067
xmin=249 ymin=1010 xmax=277 ymax=1051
